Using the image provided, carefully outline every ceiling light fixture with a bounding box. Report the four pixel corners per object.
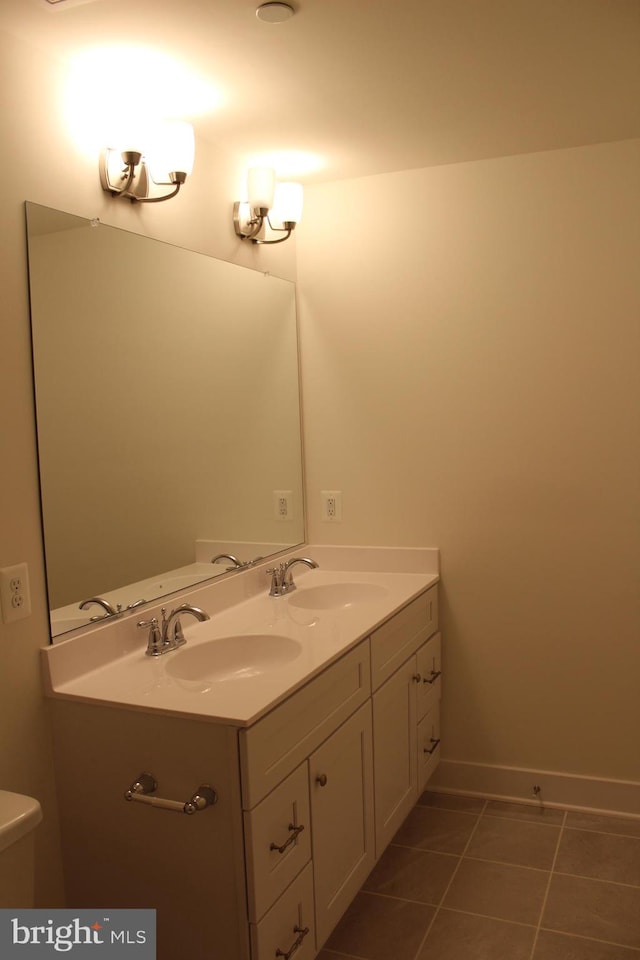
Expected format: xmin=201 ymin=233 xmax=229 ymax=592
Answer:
xmin=256 ymin=3 xmax=295 ymax=23
xmin=233 ymin=167 xmax=303 ymax=244
xmin=99 ymin=120 xmax=195 ymax=203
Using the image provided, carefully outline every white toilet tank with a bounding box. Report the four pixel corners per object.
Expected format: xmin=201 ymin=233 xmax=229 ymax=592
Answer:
xmin=0 ymin=790 xmax=42 ymax=907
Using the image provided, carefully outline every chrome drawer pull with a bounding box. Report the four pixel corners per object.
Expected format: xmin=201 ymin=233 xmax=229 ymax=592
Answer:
xmin=275 ymin=925 xmax=310 ymax=960
xmin=125 ymin=773 xmax=217 ymax=815
xmin=423 ymin=669 xmax=442 ymax=685
xmin=270 ymin=823 xmax=305 ymax=854
xmin=424 ymin=737 xmax=441 ymax=756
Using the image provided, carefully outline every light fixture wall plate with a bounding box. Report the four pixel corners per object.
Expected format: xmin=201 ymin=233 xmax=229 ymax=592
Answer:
xmin=100 ymin=148 xmax=149 ymax=200
xmin=233 ymin=201 xmax=263 ymax=240
xmin=99 ymin=121 xmax=195 ymax=204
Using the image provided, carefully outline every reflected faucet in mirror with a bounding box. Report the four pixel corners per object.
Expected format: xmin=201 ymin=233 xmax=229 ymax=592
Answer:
xmin=211 ymin=553 xmax=266 ymax=571
xmin=138 ymin=603 xmax=210 ymax=657
xmin=78 ymin=597 xmax=122 ymax=621
xmin=211 ymin=553 xmax=243 ymax=569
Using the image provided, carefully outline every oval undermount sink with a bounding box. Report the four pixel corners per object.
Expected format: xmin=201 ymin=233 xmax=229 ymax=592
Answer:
xmin=288 ymin=582 xmax=388 ymax=610
xmin=165 ymin=635 xmax=302 ymax=682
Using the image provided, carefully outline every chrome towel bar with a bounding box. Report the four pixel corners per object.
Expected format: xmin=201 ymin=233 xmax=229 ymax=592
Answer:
xmin=124 ymin=772 xmax=217 ymax=815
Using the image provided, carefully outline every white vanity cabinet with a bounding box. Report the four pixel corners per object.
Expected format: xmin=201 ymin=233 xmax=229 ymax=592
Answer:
xmin=371 ymin=587 xmax=441 ymax=853
xmin=48 ymin=582 xmax=440 ymax=960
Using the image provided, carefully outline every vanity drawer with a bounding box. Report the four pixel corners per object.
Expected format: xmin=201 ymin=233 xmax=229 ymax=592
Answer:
xmin=417 ymin=701 xmax=441 ymax=794
xmin=244 ymin=762 xmax=311 ymax=922
xmin=370 ymin=587 xmax=438 ymax=691
xmin=240 ymin=640 xmax=371 ymax=808
xmin=416 ymin=632 xmax=442 ymax=721
xmin=249 ymin=861 xmax=315 ymax=960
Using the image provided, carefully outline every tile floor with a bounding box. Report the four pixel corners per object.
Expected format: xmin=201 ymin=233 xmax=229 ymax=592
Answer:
xmin=318 ymin=790 xmax=640 ymax=960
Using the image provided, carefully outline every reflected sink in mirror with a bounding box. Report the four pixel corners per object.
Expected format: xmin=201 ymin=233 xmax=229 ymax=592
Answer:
xmin=148 ymin=573 xmax=213 ymax=595
xmin=288 ymin=582 xmax=389 ymax=610
xmin=165 ymin=635 xmax=303 ymax=683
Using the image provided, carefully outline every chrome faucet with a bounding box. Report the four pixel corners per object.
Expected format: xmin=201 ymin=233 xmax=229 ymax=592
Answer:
xmin=138 ymin=603 xmax=210 ymax=657
xmin=79 ymin=597 xmax=122 ymax=620
xmin=267 ymin=557 xmax=319 ymax=597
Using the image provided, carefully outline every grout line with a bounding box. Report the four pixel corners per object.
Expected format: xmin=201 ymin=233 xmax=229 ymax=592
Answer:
xmin=562 ymin=824 xmax=640 ymax=841
xmin=434 ymin=905 xmax=537 ymax=930
xmin=319 ymin=949 xmax=368 ymax=959
xmin=481 ymin=812 xmax=565 ymax=828
xmin=461 ymin=855 xmax=552 ymax=874
xmin=528 ymin=809 xmax=567 ymax=960
xmin=409 ymin=798 xmax=488 ymax=960
xmin=551 ymin=870 xmax=640 ymax=890
xmin=537 ymin=926 xmax=640 ymax=953
xmin=389 ymin=841 xmax=460 ymax=859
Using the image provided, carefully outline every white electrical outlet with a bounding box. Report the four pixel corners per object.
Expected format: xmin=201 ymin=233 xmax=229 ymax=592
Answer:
xmin=273 ymin=490 xmax=293 ymax=521
xmin=0 ymin=562 xmax=32 ymax=623
xmin=321 ymin=490 xmax=343 ymax=521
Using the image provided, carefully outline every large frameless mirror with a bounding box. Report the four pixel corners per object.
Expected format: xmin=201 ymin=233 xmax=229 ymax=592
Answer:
xmin=26 ymin=203 xmax=305 ymax=640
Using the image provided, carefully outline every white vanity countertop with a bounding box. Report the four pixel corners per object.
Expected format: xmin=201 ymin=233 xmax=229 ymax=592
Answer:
xmin=42 ymin=547 xmax=439 ymax=727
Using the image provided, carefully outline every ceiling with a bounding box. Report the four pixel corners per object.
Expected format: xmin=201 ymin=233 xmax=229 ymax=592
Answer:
xmin=3 ymin=0 xmax=640 ymax=184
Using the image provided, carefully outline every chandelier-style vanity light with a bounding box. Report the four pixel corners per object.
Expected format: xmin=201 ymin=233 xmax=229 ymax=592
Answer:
xmin=233 ymin=167 xmax=303 ymax=244
xmin=99 ymin=120 xmax=195 ymax=203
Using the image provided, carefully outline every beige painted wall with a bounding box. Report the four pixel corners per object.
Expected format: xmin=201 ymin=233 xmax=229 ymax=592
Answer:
xmin=296 ymin=139 xmax=640 ymax=783
xmin=2 ymin=15 xmax=637 ymax=912
xmin=0 ymin=27 xmax=295 ymax=905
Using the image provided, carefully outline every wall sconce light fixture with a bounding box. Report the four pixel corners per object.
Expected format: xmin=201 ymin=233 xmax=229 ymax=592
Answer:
xmin=233 ymin=167 xmax=303 ymax=244
xmin=100 ymin=121 xmax=195 ymax=203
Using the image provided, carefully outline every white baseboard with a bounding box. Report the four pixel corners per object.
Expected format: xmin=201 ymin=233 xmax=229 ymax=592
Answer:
xmin=428 ymin=759 xmax=640 ymax=819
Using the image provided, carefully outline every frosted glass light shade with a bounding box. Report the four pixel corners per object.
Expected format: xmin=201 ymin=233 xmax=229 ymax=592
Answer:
xmin=148 ymin=120 xmax=195 ymax=182
xmin=272 ymin=182 xmax=303 ymax=224
xmin=248 ymin=166 xmax=276 ymax=210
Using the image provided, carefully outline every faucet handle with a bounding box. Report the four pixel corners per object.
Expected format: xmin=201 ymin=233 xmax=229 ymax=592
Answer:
xmin=137 ymin=617 xmax=164 ymax=657
xmin=266 ymin=566 xmax=286 ymax=597
xmin=126 ymin=598 xmax=147 ymax=611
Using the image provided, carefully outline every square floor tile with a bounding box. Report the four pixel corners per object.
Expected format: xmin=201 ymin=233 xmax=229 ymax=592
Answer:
xmin=442 ymin=858 xmax=547 ymax=925
xmin=542 ymin=874 xmax=640 ymax=949
xmin=324 ymin=891 xmax=435 ymax=960
xmin=363 ymin=845 xmax=458 ymax=904
xmin=466 ymin=815 xmax=560 ymax=870
xmin=556 ymin=829 xmax=640 ymax=886
xmin=393 ymin=806 xmax=479 ymax=854
xmin=416 ymin=909 xmax=535 ymax=960
xmin=533 ymin=929 xmax=640 ymax=959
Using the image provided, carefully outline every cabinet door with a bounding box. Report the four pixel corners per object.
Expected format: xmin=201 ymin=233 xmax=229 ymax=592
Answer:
xmin=309 ymin=702 xmax=375 ymax=950
xmin=372 ymin=656 xmax=418 ymax=855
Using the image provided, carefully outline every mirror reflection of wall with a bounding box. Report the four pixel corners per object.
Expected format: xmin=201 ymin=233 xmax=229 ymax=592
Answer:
xmin=26 ymin=203 xmax=305 ymax=636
